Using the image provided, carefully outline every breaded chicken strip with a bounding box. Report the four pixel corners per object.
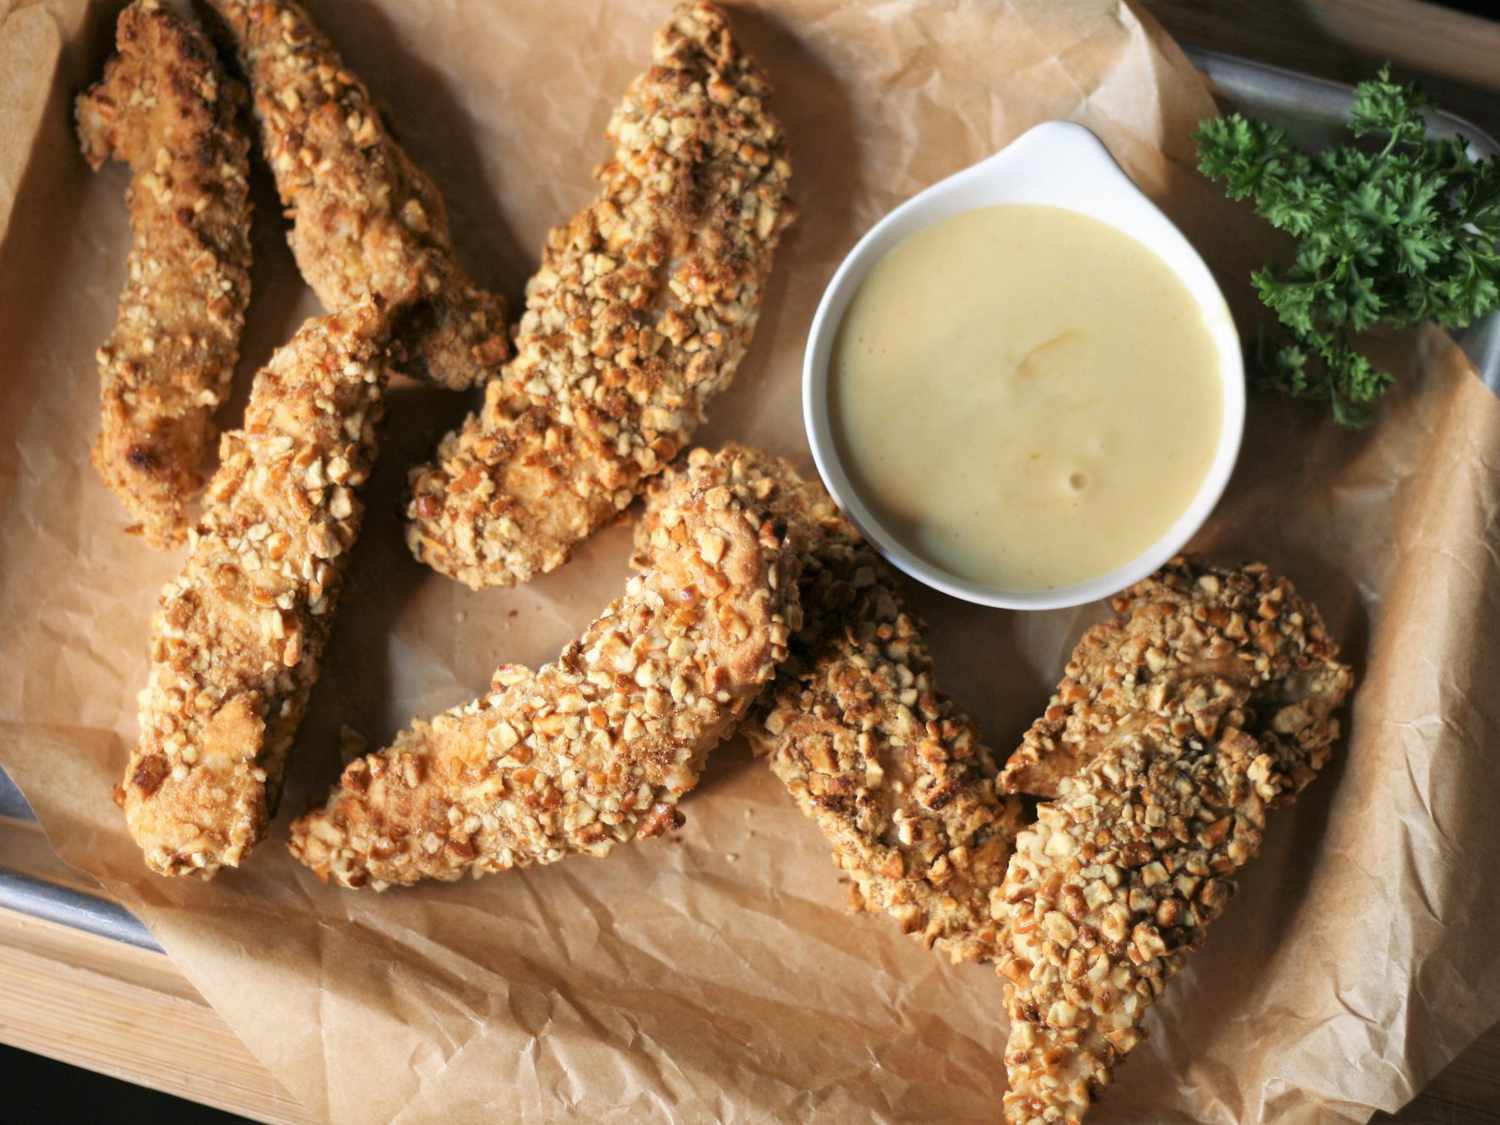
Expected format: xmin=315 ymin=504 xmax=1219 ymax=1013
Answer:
xmin=289 ymin=446 xmax=800 ymax=889
xmin=77 ymin=0 xmax=252 ymax=548
xmin=636 ymin=447 xmax=1026 ymax=964
xmin=122 ymin=302 xmax=395 ymax=878
xmin=206 ymin=0 xmax=507 ymax=389
xmin=996 ymin=560 xmax=1354 ymax=1124
xmin=999 ymin=559 xmax=1353 ymax=799
xmin=405 ymin=1 xmax=794 ymax=590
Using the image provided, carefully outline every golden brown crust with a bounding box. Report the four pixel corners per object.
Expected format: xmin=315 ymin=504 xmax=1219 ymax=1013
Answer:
xmin=404 ymin=1 xmax=795 ymax=590
xmin=996 ymin=560 xmax=1355 ymax=1123
xmin=123 ymin=303 xmax=394 ymax=878
xmin=1000 ymin=559 xmax=1353 ymax=799
xmin=76 ymin=0 xmax=253 ymax=548
xmin=288 ymin=446 xmax=801 ymax=889
xmin=641 ymin=446 xmax=1025 ymax=964
xmin=206 ymin=0 xmax=507 ymax=390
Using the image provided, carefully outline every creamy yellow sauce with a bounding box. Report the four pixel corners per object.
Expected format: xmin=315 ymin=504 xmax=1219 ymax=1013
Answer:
xmin=829 ymin=204 xmax=1223 ymax=591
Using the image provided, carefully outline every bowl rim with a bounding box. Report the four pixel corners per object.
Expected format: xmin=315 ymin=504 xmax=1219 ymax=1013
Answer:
xmin=801 ymin=120 xmax=1246 ymax=611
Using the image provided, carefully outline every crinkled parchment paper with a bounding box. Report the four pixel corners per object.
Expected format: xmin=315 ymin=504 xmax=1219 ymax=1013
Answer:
xmin=3 ymin=1 xmax=1500 ymax=1121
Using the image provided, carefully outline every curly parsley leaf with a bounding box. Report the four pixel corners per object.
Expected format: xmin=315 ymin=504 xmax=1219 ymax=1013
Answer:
xmin=1195 ymin=67 xmax=1500 ymax=426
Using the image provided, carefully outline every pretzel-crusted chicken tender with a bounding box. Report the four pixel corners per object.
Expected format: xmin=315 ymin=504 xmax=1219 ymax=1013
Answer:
xmin=997 ymin=560 xmax=1354 ymax=1123
xmin=207 ymin=0 xmax=507 ymax=389
xmin=404 ymin=1 xmax=795 ymax=590
xmin=1000 ymin=560 xmax=1352 ymax=801
xmin=77 ymin=0 xmax=252 ymax=548
xmin=636 ymin=446 xmax=1026 ymax=964
xmin=289 ymin=446 xmax=800 ymax=889
xmin=122 ymin=303 xmax=395 ymax=878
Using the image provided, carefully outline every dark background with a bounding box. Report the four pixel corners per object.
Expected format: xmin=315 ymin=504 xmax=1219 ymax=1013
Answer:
xmin=2 ymin=1043 xmax=247 ymax=1123
xmin=8 ymin=0 xmax=1497 ymax=1122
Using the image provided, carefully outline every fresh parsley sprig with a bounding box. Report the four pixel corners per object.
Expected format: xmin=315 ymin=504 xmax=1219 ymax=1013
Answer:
xmin=1195 ymin=68 xmax=1500 ymax=427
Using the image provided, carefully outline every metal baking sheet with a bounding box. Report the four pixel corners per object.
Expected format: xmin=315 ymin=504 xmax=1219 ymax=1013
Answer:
xmin=2 ymin=47 xmax=1497 ymax=953
xmin=0 ymin=770 xmax=157 ymax=950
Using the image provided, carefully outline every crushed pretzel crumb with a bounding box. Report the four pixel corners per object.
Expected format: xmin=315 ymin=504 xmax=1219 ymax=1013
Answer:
xmin=637 ymin=445 xmax=1026 ymax=964
xmin=404 ymin=1 xmax=795 ymax=589
xmin=997 ymin=559 xmax=1354 ymax=1123
xmin=76 ymin=0 xmax=253 ymax=547
xmin=123 ymin=303 xmax=393 ymax=878
xmin=208 ymin=0 xmax=507 ymax=390
xmin=289 ymin=446 xmax=801 ymax=888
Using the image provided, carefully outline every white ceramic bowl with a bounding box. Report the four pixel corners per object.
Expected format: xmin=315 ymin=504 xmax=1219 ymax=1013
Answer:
xmin=802 ymin=120 xmax=1245 ymax=611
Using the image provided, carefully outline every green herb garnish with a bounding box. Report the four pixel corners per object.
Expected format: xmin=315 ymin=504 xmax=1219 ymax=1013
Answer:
xmin=1195 ymin=68 xmax=1500 ymax=426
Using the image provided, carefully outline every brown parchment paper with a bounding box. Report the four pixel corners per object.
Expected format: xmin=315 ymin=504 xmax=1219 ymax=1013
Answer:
xmin=4 ymin=0 xmax=1500 ymax=1121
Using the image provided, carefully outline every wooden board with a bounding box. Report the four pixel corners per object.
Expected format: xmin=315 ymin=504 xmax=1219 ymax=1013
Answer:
xmin=0 ymin=909 xmax=312 ymax=1124
xmin=5 ymin=1 xmax=1500 ymax=1121
xmin=0 ymin=818 xmax=311 ymax=1123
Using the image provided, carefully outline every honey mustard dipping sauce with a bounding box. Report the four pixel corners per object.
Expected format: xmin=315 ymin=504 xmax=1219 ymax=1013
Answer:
xmin=829 ymin=203 xmax=1223 ymax=592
